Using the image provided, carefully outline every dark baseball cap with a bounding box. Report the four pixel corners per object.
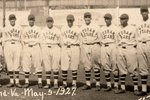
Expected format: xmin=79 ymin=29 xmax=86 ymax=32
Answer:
xmin=28 ymin=14 xmax=35 ymax=21
xmin=140 ymin=6 xmax=149 ymax=12
xmin=67 ymin=14 xmax=74 ymax=21
xmin=84 ymin=12 xmax=91 ymax=18
xmin=120 ymin=14 xmax=129 ymax=19
xmin=104 ymin=13 xmax=112 ymax=19
xmin=9 ymin=14 xmax=16 ymax=20
xmin=46 ymin=16 xmax=53 ymax=22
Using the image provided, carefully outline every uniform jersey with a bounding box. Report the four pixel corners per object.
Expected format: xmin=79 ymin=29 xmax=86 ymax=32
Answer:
xmin=80 ymin=23 xmax=100 ymax=44
xmin=41 ymin=27 xmax=61 ymax=45
xmin=3 ymin=25 xmax=22 ymax=43
xmin=136 ymin=19 xmax=150 ymax=42
xmin=117 ymin=25 xmax=136 ymax=46
xmin=61 ymin=25 xmax=80 ymax=45
xmin=100 ymin=25 xmax=118 ymax=44
xmin=22 ymin=25 xmax=41 ymax=45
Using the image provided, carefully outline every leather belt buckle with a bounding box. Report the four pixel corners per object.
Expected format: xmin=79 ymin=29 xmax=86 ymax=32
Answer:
xmin=105 ymin=44 xmax=109 ymax=47
xmin=48 ymin=46 xmax=51 ymax=48
xmin=29 ymin=45 xmax=33 ymax=47
xmin=122 ymin=46 xmax=126 ymax=49
xmin=11 ymin=42 xmax=15 ymax=44
xmin=67 ymin=45 xmax=71 ymax=48
xmin=142 ymin=41 xmax=146 ymax=44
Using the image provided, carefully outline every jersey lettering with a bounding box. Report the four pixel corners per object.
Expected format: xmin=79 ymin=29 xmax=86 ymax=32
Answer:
xmin=25 ymin=29 xmax=38 ymax=39
xmin=102 ymin=29 xmax=115 ymax=39
xmin=118 ymin=30 xmax=132 ymax=40
xmin=137 ymin=23 xmax=150 ymax=34
xmin=81 ymin=27 xmax=98 ymax=38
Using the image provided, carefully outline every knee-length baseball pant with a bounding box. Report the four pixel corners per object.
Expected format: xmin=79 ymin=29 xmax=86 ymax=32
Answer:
xmin=117 ymin=46 xmax=138 ymax=76
xmin=4 ymin=42 xmax=22 ymax=71
xmin=41 ymin=44 xmax=60 ymax=72
xmin=22 ymin=44 xmax=42 ymax=73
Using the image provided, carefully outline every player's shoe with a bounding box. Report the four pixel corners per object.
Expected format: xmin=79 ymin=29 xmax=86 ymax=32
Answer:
xmin=7 ymin=83 xmax=14 ymax=88
xmin=23 ymin=83 xmax=29 ymax=88
xmin=43 ymin=84 xmax=51 ymax=89
xmin=38 ymin=83 xmax=43 ymax=88
xmin=113 ymin=87 xmax=119 ymax=93
xmin=15 ymin=83 xmax=22 ymax=88
xmin=95 ymin=85 xmax=101 ymax=91
xmin=82 ymin=85 xmax=91 ymax=90
xmin=114 ymin=88 xmax=126 ymax=94
xmin=136 ymin=91 xmax=147 ymax=96
xmin=103 ymin=86 xmax=112 ymax=92
xmin=54 ymin=84 xmax=59 ymax=89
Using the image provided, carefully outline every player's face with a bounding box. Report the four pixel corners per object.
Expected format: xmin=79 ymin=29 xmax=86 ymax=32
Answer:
xmin=67 ymin=20 xmax=74 ymax=27
xmin=105 ymin=18 xmax=112 ymax=26
xmin=9 ymin=19 xmax=16 ymax=26
xmin=120 ymin=18 xmax=128 ymax=27
xmin=141 ymin=11 xmax=149 ymax=20
xmin=47 ymin=21 xmax=53 ymax=28
xmin=29 ymin=20 xmax=34 ymax=27
xmin=84 ymin=16 xmax=91 ymax=25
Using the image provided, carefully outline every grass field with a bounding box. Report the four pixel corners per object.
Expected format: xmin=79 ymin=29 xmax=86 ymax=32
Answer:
xmin=0 ymin=65 xmax=149 ymax=100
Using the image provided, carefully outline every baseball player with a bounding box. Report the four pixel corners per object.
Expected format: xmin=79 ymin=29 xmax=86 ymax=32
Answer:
xmin=3 ymin=14 xmax=22 ymax=88
xmin=100 ymin=13 xmax=119 ymax=92
xmin=80 ymin=12 xmax=101 ymax=90
xmin=41 ymin=17 xmax=61 ymax=89
xmin=136 ymin=7 xmax=150 ymax=96
xmin=61 ymin=14 xmax=80 ymax=88
xmin=22 ymin=14 xmax=42 ymax=88
xmin=115 ymin=14 xmax=139 ymax=95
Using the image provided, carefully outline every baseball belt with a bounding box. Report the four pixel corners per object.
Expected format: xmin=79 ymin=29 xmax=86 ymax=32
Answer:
xmin=121 ymin=45 xmax=137 ymax=49
xmin=84 ymin=42 xmax=100 ymax=45
xmin=68 ymin=44 xmax=79 ymax=48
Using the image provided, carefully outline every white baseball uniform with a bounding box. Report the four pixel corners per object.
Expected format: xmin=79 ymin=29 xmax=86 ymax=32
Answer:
xmin=117 ymin=25 xmax=138 ymax=76
xmin=3 ymin=25 xmax=22 ymax=71
xmin=22 ymin=25 xmax=42 ymax=73
xmin=41 ymin=26 xmax=61 ymax=72
xmin=80 ymin=22 xmax=101 ymax=70
xmin=100 ymin=25 xmax=118 ymax=75
xmin=61 ymin=25 xmax=80 ymax=71
xmin=136 ymin=19 xmax=150 ymax=76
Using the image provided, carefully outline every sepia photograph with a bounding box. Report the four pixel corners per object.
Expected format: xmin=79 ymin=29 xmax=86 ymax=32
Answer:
xmin=0 ymin=0 xmax=150 ymax=100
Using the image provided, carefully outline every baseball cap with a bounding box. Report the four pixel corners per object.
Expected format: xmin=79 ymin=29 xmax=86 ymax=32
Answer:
xmin=28 ymin=14 xmax=35 ymax=21
xmin=120 ymin=14 xmax=129 ymax=19
xmin=46 ymin=17 xmax=53 ymax=22
xmin=67 ymin=14 xmax=75 ymax=21
xmin=84 ymin=12 xmax=91 ymax=18
xmin=9 ymin=14 xmax=16 ymax=20
xmin=140 ymin=6 xmax=149 ymax=12
xmin=104 ymin=13 xmax=112 ymax=19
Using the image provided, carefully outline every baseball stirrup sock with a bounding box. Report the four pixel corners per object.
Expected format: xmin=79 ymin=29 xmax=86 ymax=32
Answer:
xmin=132 ymin=75 xmax=138 ymax=90
xmin=9 ymin=71 xmax=14 ymax=84
xmin=37 ymin=72 xmax=42 ymax=84
xmin=54 ymin=72 xmax=59 ymax=85
xmin=94 ymin=70 xmax=100 ymax=86
xmin=85 ymin=70 xmax=91 ymax=86
xmin=105 ymin=74 xmax=111 ymax=87
xmin=15 ymin=71 xmax=19 ymax=84
xmin=114 ymin=75 xmax=119 ymax=88
xmin=72 ymin=70 xmax=77 ymax=85
xmin=141 ymin=75 xmax=148 ymax=92
xmin=62 ymin=70 xmax=68 ymax=85
xmin=46 ymin=71 xmax=51 ymax=85
xmin=120 ymin=74 xmax=126 ymax=90
xmin=25 ymin=72 xmax=30 ymax=83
